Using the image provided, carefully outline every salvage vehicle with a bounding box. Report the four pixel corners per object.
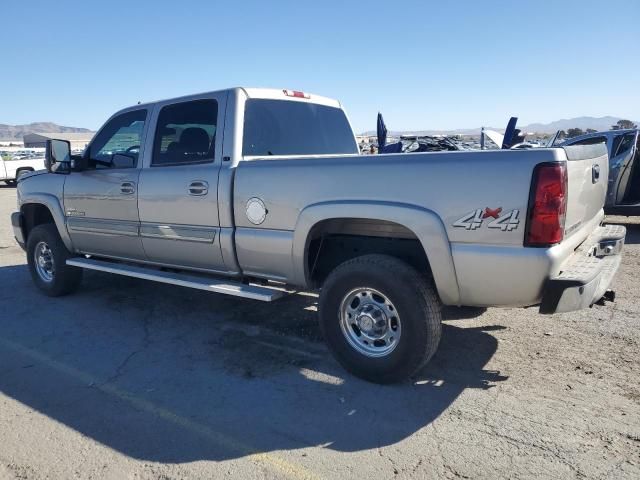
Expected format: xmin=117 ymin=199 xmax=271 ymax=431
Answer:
xmin=559 ymin=129 xmax=640 ymax=216
xmin=11 ymin=88 xmax=626 ymax=383
xmin=1 ymin=154 xmax=44 ymax=186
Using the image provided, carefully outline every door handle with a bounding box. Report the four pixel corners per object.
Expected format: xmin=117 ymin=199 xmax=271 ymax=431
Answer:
xmin=120 ymin=181 xmax=136 ymax=195
xmin=188 ymin=180 xmax=209 ymax=196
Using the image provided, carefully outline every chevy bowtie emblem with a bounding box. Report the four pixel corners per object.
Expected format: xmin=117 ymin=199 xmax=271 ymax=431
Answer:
xmin=482 ymin=207 xmax=502 ymax=219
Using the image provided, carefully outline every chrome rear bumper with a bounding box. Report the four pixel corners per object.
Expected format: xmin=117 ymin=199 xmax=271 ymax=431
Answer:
xmin=540 ymin=224 xmax=625 ymax=314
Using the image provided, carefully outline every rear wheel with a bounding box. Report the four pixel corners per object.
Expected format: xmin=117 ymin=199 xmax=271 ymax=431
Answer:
xmin=319 ymin=254 xmax=442 ymax=384
xmin=26 ymin=224 xmax=82 ymax=296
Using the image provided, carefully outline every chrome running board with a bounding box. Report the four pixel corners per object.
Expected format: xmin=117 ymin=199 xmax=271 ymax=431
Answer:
xmin=66 ymin=257 xmax=286 ymax=302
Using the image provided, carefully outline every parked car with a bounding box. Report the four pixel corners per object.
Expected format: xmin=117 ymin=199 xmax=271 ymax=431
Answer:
xmin=0 ymin=154 xmax=45 ymax=186
xmin=11 ymin=87 xmax=625 ymax=383
xmin=558 ymin=129 xmax=640 ymax=216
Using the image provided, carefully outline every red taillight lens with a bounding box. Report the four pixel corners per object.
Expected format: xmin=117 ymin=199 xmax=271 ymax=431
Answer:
xmin=525 ymin=163 xmax=567 ymax=246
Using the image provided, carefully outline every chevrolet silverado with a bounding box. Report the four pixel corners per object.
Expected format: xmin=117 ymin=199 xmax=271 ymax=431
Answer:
xmin=11 ymin=87 xmax=626 ymax=383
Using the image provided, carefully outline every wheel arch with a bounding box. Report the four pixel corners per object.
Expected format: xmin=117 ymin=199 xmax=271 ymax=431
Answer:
xmin=292 ymin=200 xmax=460 ymax=305
xmin=20 ymin=194 xmax=73 ymax=251
xmin=15 ymin=166 xmax=35 ymax=177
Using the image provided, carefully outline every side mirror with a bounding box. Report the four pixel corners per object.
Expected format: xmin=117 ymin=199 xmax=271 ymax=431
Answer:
xmin=45 ymin=139 xmax=72 ymax=174
xmin=112 ymin=153 xmax=136 ymax=169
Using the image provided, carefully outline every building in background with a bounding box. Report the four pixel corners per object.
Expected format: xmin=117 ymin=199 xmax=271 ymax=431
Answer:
xmin=23 ymin=132 xmax=94 ymax=150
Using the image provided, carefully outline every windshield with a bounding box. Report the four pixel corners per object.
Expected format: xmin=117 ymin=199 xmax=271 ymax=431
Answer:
xmin=242 ymin=99 xmax=357 ymax=156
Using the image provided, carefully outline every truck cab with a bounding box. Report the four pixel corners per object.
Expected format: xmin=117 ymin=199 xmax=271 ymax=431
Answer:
xmin=1 ymin=151 xmax=45 ymax=186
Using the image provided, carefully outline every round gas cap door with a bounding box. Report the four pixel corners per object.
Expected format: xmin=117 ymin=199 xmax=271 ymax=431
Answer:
xmin=246 ymin=197 xmax=267 ymax=225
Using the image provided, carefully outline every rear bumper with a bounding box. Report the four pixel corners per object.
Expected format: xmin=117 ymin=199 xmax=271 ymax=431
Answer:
xmin=539 ymin=224 xmax=625 ymax=314
xmin=11 ymin=212 xmax=25 ymax=250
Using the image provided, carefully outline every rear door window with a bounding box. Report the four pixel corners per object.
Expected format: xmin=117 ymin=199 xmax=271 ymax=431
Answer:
xmin=242 ymin=99 xmax=358 ymax=156
xmin=152 ymin=99 xmax=218 ymax=166
xmin=612 ymin=133 xmax=636 ymax=157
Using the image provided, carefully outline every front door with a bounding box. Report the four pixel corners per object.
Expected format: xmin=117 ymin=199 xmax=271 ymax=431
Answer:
xmin=611 ymin=131 xmax=640 ymax=205
xmin=137 ymin=94 xmax=227 ymax=272
xmin=64 ymin=108 xmax=148 ymax=260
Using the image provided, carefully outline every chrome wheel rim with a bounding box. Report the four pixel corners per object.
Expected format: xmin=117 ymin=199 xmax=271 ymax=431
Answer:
xmin=34 ymin=241 xmax=55 ymax=283
xmin=339 ymin=287 xmax=401 ymax=358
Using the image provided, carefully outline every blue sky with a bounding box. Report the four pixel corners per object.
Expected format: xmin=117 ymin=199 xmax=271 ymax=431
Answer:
xmin=1 ymin=0 xmax=639 ymax=133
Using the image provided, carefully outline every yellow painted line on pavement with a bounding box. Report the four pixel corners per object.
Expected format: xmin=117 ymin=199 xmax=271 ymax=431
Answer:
xmin=0 ymin=337 xmax=321 ymax=480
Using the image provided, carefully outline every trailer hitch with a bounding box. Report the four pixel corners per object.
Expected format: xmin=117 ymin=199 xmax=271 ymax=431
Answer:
xmin=594 ymin=289 xmax=616 ymax=306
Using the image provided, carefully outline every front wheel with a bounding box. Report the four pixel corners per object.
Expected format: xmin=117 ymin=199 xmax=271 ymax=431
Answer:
xmin=319 ymin=254 xmax=442 ymax=384
xmin=26 ymin=224 xmax=83 ymax=296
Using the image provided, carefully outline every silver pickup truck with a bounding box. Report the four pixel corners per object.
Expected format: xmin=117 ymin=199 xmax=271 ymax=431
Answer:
xmin=11 ymin=87 xmax=626 ymax=383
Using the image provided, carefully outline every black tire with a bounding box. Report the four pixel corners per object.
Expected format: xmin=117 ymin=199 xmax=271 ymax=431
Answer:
xmin=319 ymin=254 xmax=442 ymax=384
xmin=26 ymin=223 xmax=82 ymax=296
xmin=5 ymin=179 xmax=16 ymax=187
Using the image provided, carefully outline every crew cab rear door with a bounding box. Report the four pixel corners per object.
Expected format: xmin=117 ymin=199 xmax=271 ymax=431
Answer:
xmin=610 ymin=131 xmax=639 ymax=205
xmin=137 ymin=92 xmax=227 ymax=272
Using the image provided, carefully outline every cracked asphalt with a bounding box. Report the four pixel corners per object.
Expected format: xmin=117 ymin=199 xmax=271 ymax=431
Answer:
xmin=0 ymin=185 xmax=639 ymax=479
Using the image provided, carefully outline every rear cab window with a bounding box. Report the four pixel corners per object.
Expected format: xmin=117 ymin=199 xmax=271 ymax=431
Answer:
xmin=568 ymin=136 xmax=607 ymax=146
xmin=242 ymin=99 xmax=358 ymax=157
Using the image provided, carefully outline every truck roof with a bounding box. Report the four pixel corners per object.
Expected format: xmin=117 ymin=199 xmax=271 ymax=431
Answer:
xmin=118 ymin=87 xmax=342 ymax=114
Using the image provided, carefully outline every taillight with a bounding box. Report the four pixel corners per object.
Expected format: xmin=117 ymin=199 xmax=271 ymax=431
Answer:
xmin=525 ymin=162 xmax=567 ymax=247
xmin=283 ymin=89 xmax=310 ymax=99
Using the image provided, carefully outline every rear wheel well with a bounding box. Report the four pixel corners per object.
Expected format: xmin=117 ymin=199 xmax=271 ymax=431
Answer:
xmin=21 ymin=203 xmax=55 ymax=240
xmin=306 ymin=218 xmax=431 ymax=287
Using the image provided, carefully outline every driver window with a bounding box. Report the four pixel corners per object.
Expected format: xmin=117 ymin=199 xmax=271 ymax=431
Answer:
xmin=87 ymin=109 xmax=147 ymax=169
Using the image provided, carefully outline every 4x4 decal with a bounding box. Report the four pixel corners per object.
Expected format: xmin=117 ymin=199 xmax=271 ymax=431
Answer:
xmin=453 ymin=208 xmax=520 ymax=231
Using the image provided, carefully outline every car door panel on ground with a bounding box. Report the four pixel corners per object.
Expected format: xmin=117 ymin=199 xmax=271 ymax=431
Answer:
xmin=137 ymin=94 xmax=227 ymax=272
xmin=64 ymin=109 xmax=148 ymax=260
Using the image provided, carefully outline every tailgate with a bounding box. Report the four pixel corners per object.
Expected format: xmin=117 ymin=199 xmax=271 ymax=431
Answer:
xmin=561 ymin=143 xmax=608 ymax=240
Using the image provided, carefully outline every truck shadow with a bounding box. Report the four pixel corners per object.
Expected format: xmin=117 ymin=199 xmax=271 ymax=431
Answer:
xmin=0 ymin=265 xmax=507 ymax=464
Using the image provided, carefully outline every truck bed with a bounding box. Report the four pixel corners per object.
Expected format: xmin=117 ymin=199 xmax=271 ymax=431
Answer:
xmin=232 ymin=145 xmax=608 ymax=307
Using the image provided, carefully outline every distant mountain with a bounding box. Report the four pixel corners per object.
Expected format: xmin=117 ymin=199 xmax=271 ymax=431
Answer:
xmin=0 ymin=122 xmax=93 ymax=141
xmin=360 ymin=116 xmax=639 ymax=136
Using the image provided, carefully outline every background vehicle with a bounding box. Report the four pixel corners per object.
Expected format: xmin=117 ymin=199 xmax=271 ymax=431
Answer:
xmin=11 ymin=88 xmax=625 ymax=383
xmin=559 ymin=129 xmax=640 ymax=216
xmin=0 ymin=154 xmax=45 ymax=186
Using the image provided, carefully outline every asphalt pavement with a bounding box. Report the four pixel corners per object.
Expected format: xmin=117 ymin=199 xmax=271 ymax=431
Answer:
xmin=0 ymin=185 xmax=638 ymax=479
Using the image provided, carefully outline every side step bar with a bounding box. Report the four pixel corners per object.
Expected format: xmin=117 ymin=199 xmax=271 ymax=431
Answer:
xmin=66 ymin=258 xmax=286 ymax=302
